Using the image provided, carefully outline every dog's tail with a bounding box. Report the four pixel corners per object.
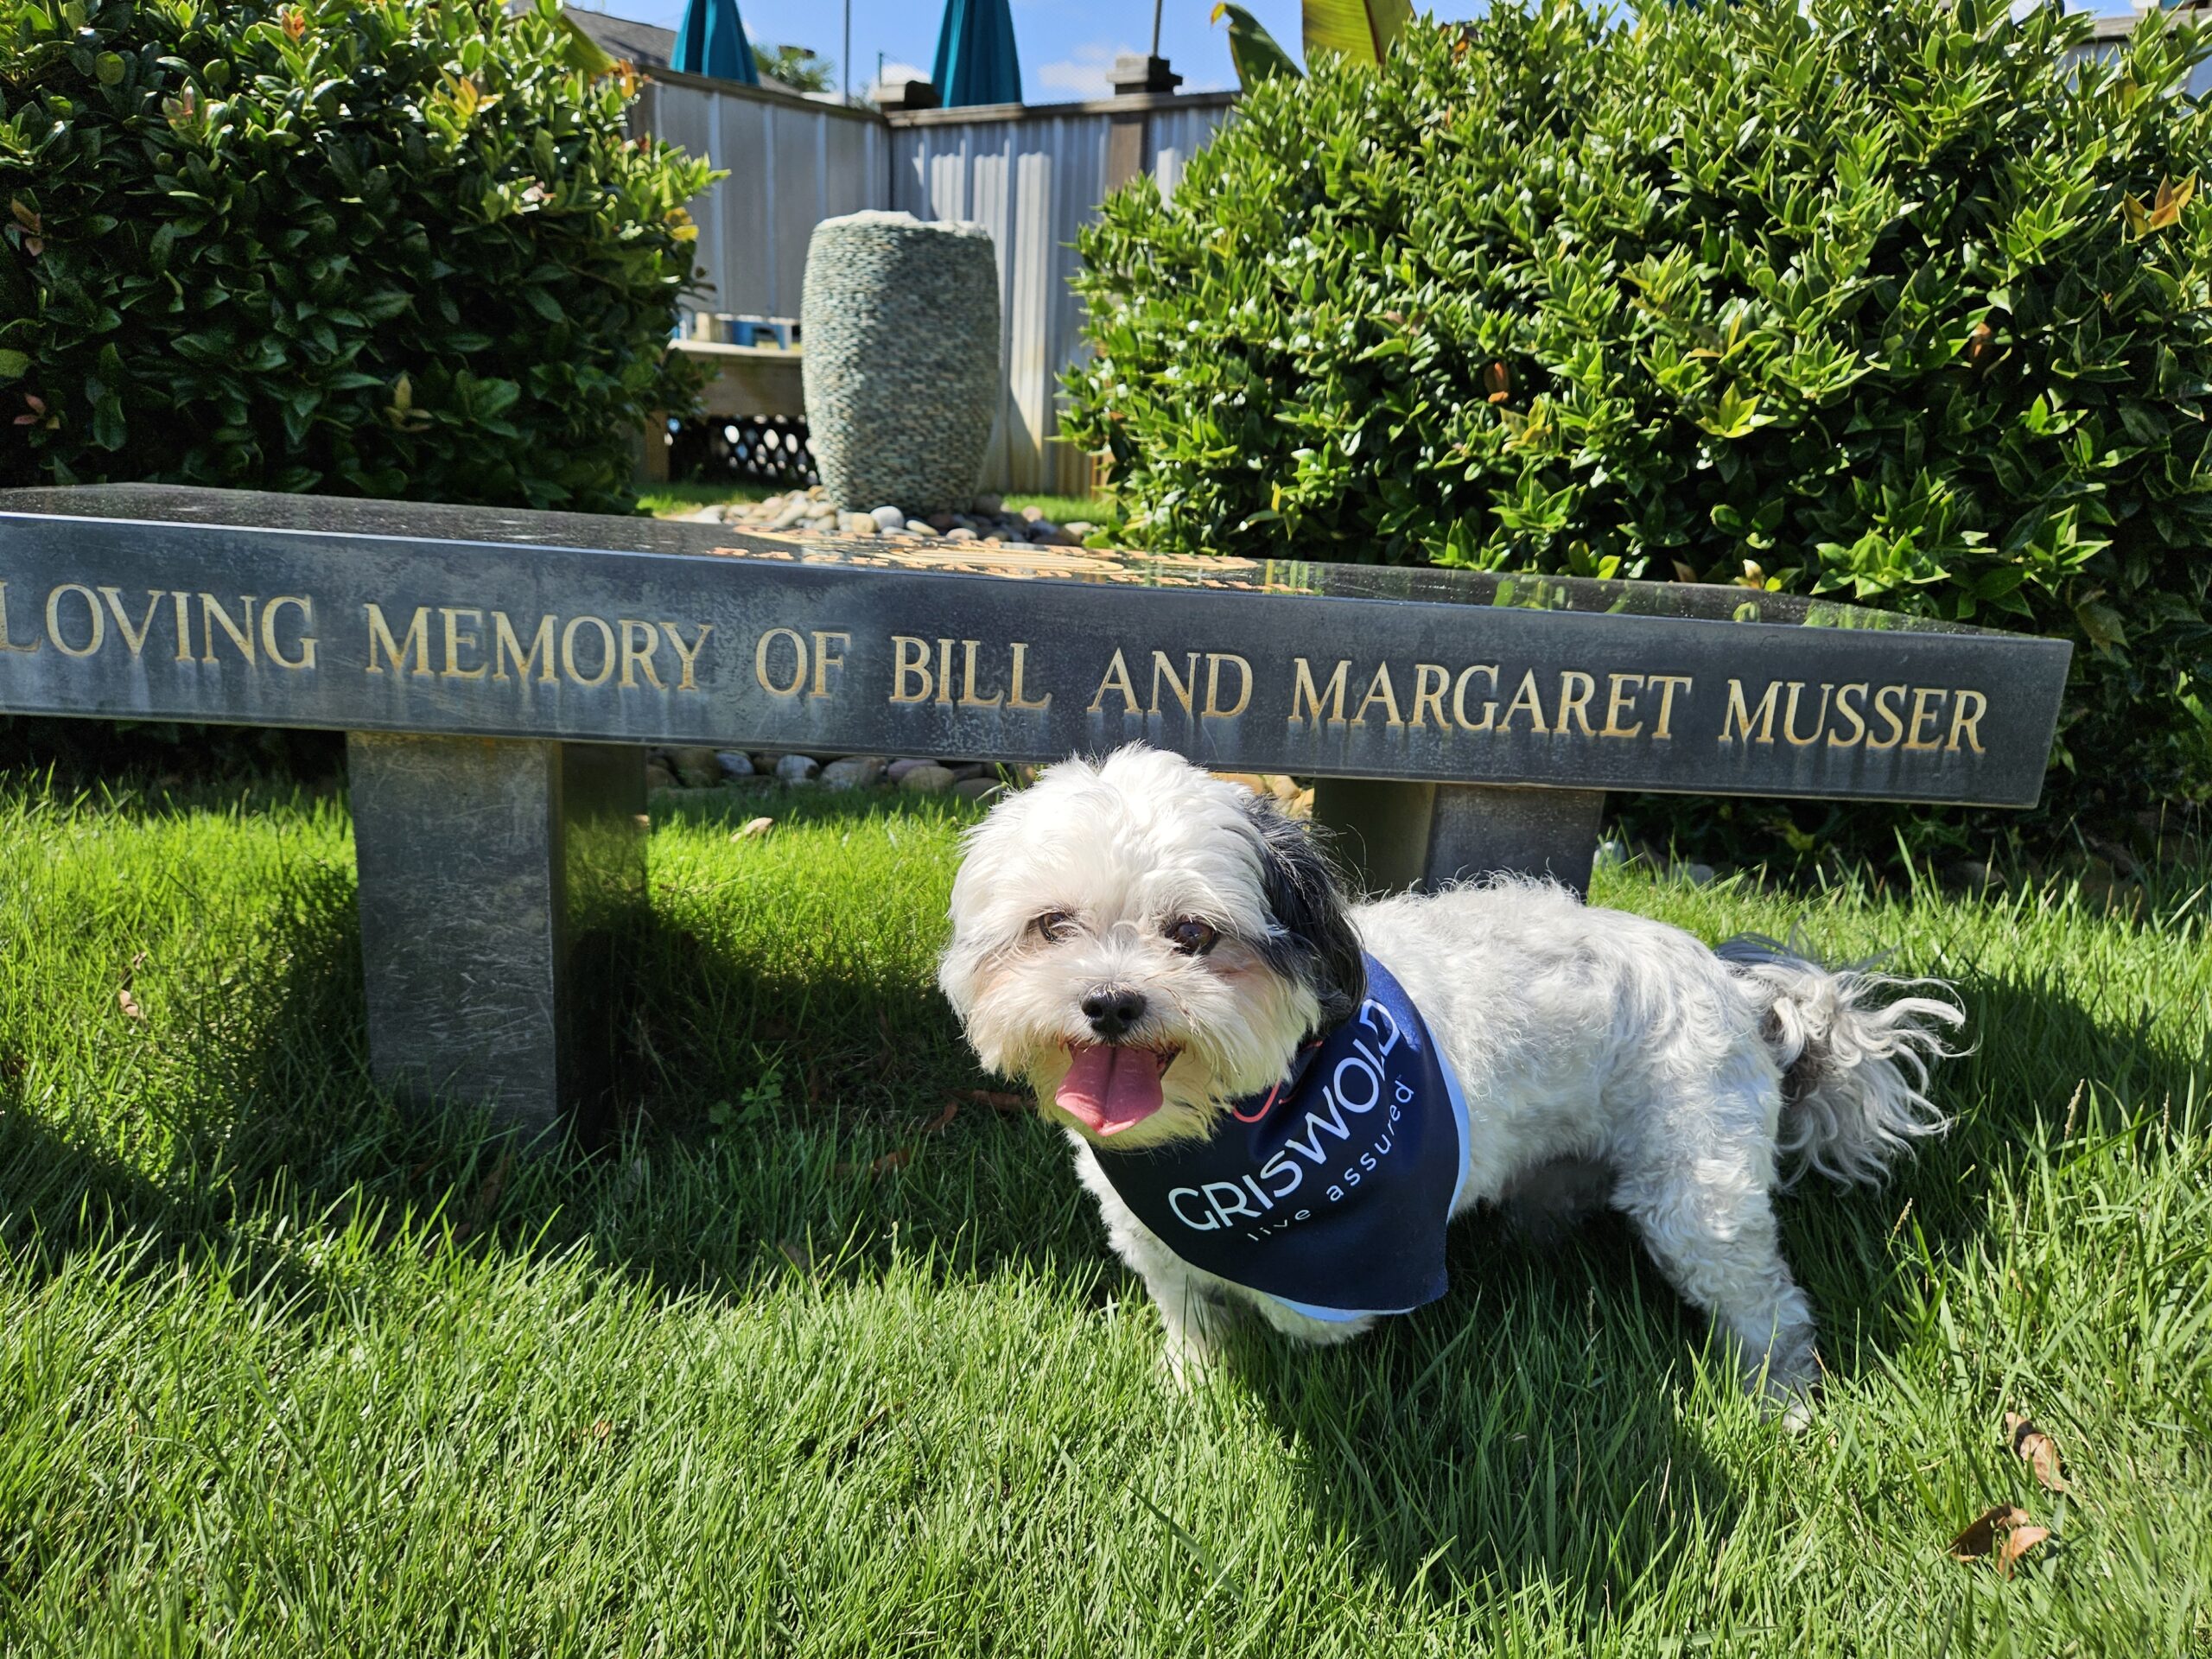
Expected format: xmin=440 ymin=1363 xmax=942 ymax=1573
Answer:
xmin=1715 ymin=933 xmax=1966 ymax=1187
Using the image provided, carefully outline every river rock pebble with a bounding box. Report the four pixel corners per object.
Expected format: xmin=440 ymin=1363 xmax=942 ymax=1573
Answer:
xmin=899 ymin=764 xmax=957 ymax=795
xmin=716 ymin=750 xmax=754 ymax=779
xmin=696 ymin=483 xmax=1117 ymax=552
xmin=667 ymin=747 xmax=721 ymax=787
xmin=820 ymin=755 xmax=886 ymax=791
xmin=774 ymin=753 xmax=821 ymax=785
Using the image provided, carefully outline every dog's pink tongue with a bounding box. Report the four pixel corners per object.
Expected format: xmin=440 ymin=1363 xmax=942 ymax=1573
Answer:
xmin=1056 ymin=1046 xmax=1164 ymax=1135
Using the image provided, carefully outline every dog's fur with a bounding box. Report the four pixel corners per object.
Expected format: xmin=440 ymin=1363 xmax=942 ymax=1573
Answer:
xmin=938 ymin=747 xmax=1963 ymax=1414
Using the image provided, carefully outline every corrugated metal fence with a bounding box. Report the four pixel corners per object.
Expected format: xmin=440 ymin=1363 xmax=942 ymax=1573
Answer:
xmin=632 ymin=73 xmax=1235 ymax=496
xmin=632 ymin=70 xmax=891 ymax=330
xmin=887 ymin=95 xmax=1236 ymax=495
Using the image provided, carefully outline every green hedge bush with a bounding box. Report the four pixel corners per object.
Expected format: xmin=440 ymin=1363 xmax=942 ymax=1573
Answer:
xmin=0 ymin=0 xmax=711 ymax=512
xmin=1065 ymin=0 xmax=2212 ymax=824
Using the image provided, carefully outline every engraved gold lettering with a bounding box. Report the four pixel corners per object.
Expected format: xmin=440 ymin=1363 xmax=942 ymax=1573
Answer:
xmin=261 ymin=596 xmax=316 ymax=671
xmin=661 ymin=624 xmax=712 ymax=693
xmin=1204 ymin=653 xmax=1252 ymax=719
xmin=618 ymin=620 xmax=664 ymax=690
xmin=1828 ymin=683 xmax=1868 ymax=748
xmin=1783 ymin=681 xmax=1833 ymax=747
xmin=890 ymin=635 xmax=933 ymax=703
xmin=1647 ymin=674 xmax=1693 ymax=740
xmin=1867 ymin=683 xmax=1907 ymax=750
xmin=957 ymin=639 xmax=1001 ymax=709
xmin=494 ymin=613 xmax=556 ymax=683
xmin=1947 ymin=689 xmax=1987 ymax=754
xmin=1149 ymin=651 xmax=1198 ymax=717
xmin=811 ymin=631 xmax=849 ymax=700
xmin=1555 ymin=671 xmax=1597 ymax=738
xmin=442 ymin=607 xmax=487 ymax=681
xmin=1089 ymin=648 xmax=1140 ymax=715
xmin=198 ymin=594 xmax=256 ymax=665
xmin=1500 ymin=670 xmax=1549 ymax=735
xmin=753 ymin=626 xmax=805 ymax=697
xmin=562 ymin=614 xmax=616 ymax=688
xmin=169 ymin=591 xmax=193 ymax=662
xmin=1904 ymin=685 xmax=1948 ymax=752
xmin=1007 ymin=643 xmax=1052 ymax=711
xmin=1352 ymin=663 xmax=1404 ymax=728
xmin=1290 ymin=658 xmax=1350 ymax=726
xmin=1719 ymin=678 xmax=1781 ymax=745
xmin=1600 ymin=673 xmax=1644 ymax=739
xmin=936 ymin=638 xmax=956 ymax=707
xmin=0 ymin=582 xmax=39 ymax=653
xmin=365 ymin=604 xmax=432 ymax=677
xmin=1452 ymin=664 xmax=1499 ymax=732
xmin=97 ymin=588 xmax=162 ymax=657
xmin=1411 ymin=664 xmax=1449 ymax=730
xmin=44 ymin=583 xmax=104 ymax=658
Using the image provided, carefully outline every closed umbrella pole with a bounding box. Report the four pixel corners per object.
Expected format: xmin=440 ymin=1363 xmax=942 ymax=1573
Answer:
xmin=672 ymin=0 xmax=760 ymax=85
xmin=931 ymin=0 xmax=1022 ymax=108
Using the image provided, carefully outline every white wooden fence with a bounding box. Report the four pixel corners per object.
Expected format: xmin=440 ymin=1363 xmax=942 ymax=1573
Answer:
xmin=631 ymin=72 xmax=1236 ymax=495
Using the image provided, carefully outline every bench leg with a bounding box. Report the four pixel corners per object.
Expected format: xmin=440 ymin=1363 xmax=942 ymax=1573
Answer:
xmin=1310 ymin=779 xmax=1605 ymax=898
xmin=346 ymin=734 xmax=647 ymax=1138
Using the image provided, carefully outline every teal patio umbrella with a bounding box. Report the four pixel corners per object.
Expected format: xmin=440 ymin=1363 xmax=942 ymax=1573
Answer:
xmin=931 ymin=0 xmax=1022 ymax=107
xmin=671 ymin=0 xmax=759 ymax=85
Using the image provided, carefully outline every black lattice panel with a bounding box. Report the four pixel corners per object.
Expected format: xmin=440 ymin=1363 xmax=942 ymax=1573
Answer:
xmin=671 ymin=416 xmax=817 ymax=487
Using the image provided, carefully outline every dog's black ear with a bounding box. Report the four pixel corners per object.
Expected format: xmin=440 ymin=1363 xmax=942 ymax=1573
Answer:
xmin=1242 ymin=793 xmax=1366 ymax=1033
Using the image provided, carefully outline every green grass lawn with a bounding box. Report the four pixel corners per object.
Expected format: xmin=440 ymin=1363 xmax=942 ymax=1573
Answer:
xmin=2 ymin=782 xmax=2207 ymax=1655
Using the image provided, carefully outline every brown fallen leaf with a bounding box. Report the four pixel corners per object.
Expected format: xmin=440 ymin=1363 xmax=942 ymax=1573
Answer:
xmin=1995 ymin=1522 xmax=2050 ymax=1578
xmin=2004 ymin=1413 xmax=2071 ymax=1493
xmin=733 ymin=817 xmax=774 ymax=840
xmin=1948 ymin=1503 xmax=2034 ymax=1563
xmin=588 ymin=1418 xmax=613 ymax=1442
xmin=117 ymin=988 xmax=144 ymax=1020
xmin=918 ymin=1101 xmax=959 ymax=1135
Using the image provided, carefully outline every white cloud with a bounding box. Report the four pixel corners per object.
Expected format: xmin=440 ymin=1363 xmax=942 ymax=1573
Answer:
xmin=1035 ymin=41 xmax=1141 ymax=100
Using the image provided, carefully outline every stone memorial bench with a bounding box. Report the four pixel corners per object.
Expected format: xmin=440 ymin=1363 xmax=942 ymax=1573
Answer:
xmin=0 ymin=485 xmax=2070 ymax=1133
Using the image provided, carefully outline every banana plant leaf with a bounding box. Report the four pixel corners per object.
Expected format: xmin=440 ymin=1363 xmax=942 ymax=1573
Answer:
xmin=1302 ymin=0 xmax=1409 ymax=66
xmin=1211 ymin=3 xmax=1300 ymax=86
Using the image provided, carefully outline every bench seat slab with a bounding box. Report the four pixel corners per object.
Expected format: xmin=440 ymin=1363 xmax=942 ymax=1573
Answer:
xmin=347 ymin=734 xmax=645 ymax=1136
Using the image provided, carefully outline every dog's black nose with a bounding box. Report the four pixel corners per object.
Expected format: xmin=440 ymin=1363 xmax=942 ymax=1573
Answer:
xmin=1082 ymin=986 xmax=1147 ymax=1040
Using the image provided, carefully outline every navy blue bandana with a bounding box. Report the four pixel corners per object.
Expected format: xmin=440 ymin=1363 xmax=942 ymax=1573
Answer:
xmin=1090 ymin=953 xmax=1469 ymax=1321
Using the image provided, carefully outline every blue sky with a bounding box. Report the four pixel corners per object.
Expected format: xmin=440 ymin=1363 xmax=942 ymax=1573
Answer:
xmin=590 ymin=0 xmax=1302 ymax=99
xmin=593 ymin=0 xmax=2138 ymax=105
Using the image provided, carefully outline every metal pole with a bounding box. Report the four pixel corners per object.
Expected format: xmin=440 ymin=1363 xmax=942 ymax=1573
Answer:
xmin=842 ymin=0 xmax=850 ymax=102
xmin=1151 ymin=0 xmax=1164 ymax=58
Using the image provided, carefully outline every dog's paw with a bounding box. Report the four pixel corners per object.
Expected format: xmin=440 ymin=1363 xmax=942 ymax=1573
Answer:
xmin=1160 ymin=1330 xmax=1217 ymax=1393
xmin=1751 ymin=1342 xmax=1820 ymax=1433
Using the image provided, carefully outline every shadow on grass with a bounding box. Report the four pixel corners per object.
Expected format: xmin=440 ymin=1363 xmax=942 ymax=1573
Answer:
xmin=3 ymin=783 xmax=2205 ymax=1619
xmin=1230 ymin=1211 xmax=1744 ymax=1618
xmin=1213 ymin=949 xmax=2209 ymax=1611
xmin=0 ymin=789 xmax=1095 ymax=1319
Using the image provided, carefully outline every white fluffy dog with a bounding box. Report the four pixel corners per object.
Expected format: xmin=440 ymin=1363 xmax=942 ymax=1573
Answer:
xmin=938 ymin=746 xmax=1962 ymax=1415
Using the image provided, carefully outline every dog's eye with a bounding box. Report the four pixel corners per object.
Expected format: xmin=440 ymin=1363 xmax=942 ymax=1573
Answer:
xmin=1166 ymin=917 xmax=1218 ymax=956
xmin=1031 ymin=910 xmax=1077 ymax=942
